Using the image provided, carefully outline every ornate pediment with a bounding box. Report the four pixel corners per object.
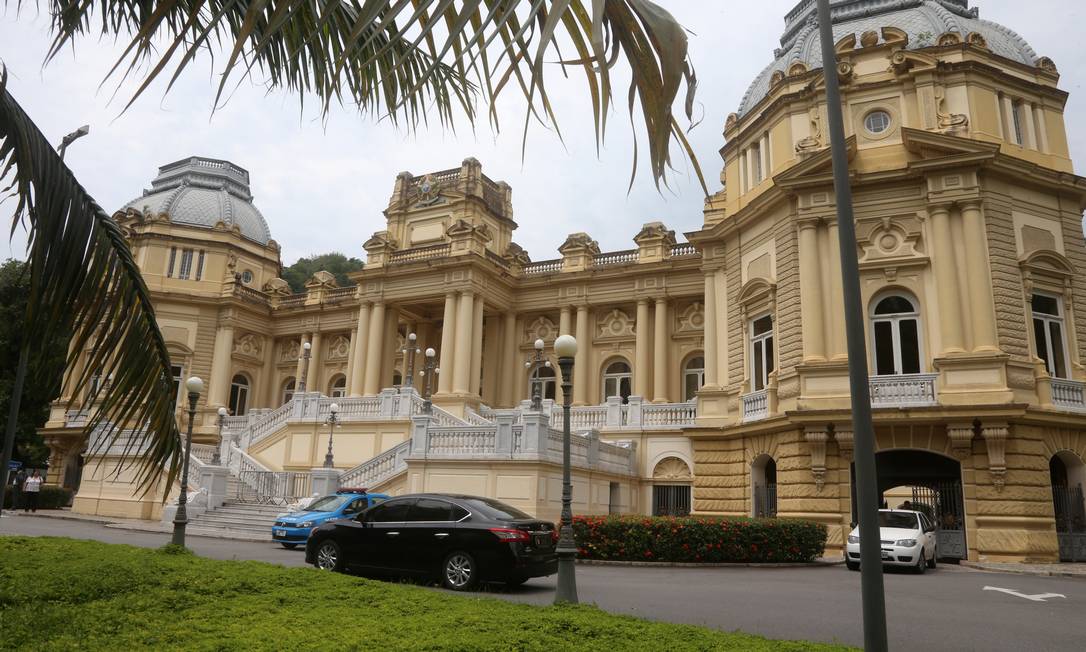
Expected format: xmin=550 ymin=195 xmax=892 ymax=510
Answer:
xmin=327 ymin=335 xmax=351 ymax=360
xmin=675 ymin=302 xmax=705 ymax=334
xmin=233 ymin=333 xmax=264 ymax=359
xmin=558 ymin=232 xmax=601 ymax=256
xmin=597 ymin=309 xmax=635 ymax=339
xmin=262 ymin=277 xmax=292 ymax=296
xmin=525 ymin=316 xmax=558 ymax=344
xmin=858 ymin=217 xmax=926 ymax=267
xmin=504 ymin=242 xmax=532 ymax=266
xmin=304 ymin=270 xmax=338 ymax=290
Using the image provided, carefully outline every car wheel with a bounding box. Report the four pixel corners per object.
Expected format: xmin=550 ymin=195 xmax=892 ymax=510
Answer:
xmin=280 ymin=543 xmax=298 ymax=550
xmin=846 ymin=561 xmax=860 ymax=571
xmin=915 ymin=550 xmax=926 ymax=574
xmin=442 ymin=551 xmax=479 ymax=591
xmin=314 ymin=540 xmax=343 ymax=572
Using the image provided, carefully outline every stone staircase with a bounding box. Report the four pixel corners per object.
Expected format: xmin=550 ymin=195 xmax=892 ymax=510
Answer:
xmin=185 ymin=500 xmax=286 ymax=541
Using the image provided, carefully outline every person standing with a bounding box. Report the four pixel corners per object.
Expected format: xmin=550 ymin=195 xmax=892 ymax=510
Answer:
xmin=12 ymin=468 xmax=27 ymax=511
xmin=22 ymin=470 xmax=42 ymax=513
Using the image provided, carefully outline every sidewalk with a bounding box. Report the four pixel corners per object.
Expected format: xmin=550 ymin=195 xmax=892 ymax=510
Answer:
xmin=7 ymin=509 xmax=270 ymax=543
xmin=962 ymin=560 xmax=1086 ymax=578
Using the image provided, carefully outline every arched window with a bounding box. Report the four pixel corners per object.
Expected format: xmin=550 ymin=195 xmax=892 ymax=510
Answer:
xmin=328 ymin=374 xmax=347 ymax=398
xmin=682 ymin=356 xmax=705 ymax=402
xmin=750 ymin=314 xmax=775 ymax=391
xmin=229 ymin=374 xmax=250 ymax=416
xmin=602 ymin=360 xmax=632 ymax=404
xmin=281 ymin=378 xmax=296 ymax=406
xmin=752 ymin=454 xmax=777 ymax=518
xmin=871 ymin=294 xmax=922 ymax=376
xmin=530 ymin=365 xmax=557 ymax=401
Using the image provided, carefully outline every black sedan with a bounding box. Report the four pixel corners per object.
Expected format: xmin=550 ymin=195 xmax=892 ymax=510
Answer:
xmin=305 ymin=493 xmax=558 ymax=590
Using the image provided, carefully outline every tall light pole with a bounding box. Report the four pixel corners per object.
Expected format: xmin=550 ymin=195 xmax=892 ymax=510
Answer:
xmin=297 ymin=341 xmax=312 ymax=393
xmin=525 ymin=338 xmax=550 ymax=412
xmin=553 ymin=334 xmax=578 ymax=604
xmin=171 ymin=376 xmax=204 ymax=548
xmin=420 ymin=348 xmax=439 ymax=413
xmin=815 ymin=1 xmax=887 ymax=649
xmin=212 ymin=406 xmax=227 ymax=465
xmin=401 ymin=333 xmax=421 ymax=388
xmin=323 ymin=403 xmax=339 ymax=468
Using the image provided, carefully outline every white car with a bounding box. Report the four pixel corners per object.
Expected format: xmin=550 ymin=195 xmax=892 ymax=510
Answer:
xmin=845 ymin=509 xmax=937 ymax=573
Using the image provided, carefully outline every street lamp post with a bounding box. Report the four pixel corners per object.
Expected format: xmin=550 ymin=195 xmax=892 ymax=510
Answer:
xmin=297 ymin=341 xmax=312 ymax=393
xmin=525 ymin=338 xmax=550 ymax=412
xmin=420 ymin=348 xmax=439 ymax=413
xmin=553 ymin=334 xmax=578 ymax=604
xmin=58 ymin=124 xmax=90 ymax=161
xmin=171 ymin=376 xmax=204 ymax=548
xmin=815 ymin=1 xmax=888 ymax=649
xmin=323 ymin=403 xmax=339 ymax=468
xmin=212 ymin=406 xmax=227 ymax=465
xmin=401 ymin=333 xmax=421 ymax=388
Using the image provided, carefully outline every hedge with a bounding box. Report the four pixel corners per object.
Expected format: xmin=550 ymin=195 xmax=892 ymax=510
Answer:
xmin=2 ymin=486 xmax=73 ymax=510
xmin=573 ymin=515 xmax=827 ymax=563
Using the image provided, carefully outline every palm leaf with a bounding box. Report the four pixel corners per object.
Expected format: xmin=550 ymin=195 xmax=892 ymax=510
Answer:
xmin=0 ymin=68 xmax=182 ymax=494
xmin=42 ymin=0 xmax=704 ymax=190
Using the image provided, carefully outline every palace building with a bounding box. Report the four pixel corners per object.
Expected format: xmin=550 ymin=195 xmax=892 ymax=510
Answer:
xmin=41 ymin=0 xmax=1086 ymax=563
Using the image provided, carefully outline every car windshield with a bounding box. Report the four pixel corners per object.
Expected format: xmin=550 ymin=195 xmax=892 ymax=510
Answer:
xmin=878 ymin=512 xmax=918 ymax=530
xmin=468 ymin=497 xmax=533 ymax=521
xmin=304 ymin=495 xmax=350 ymax=513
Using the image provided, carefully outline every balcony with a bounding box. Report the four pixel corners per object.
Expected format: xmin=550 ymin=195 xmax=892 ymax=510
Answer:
xmin=869 ymin=373 xmax=938 ymax=408
xmin=1051 ymin=378 xmax=1086 ymax=412
xmin=741 ymin=389 xmax=769 ymax=422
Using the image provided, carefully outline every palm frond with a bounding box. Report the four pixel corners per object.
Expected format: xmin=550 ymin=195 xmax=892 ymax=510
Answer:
xmin=44 ymin=0 xmax=704 ymax=190
xmin=0 ymin=68 xmax=182 ymax=494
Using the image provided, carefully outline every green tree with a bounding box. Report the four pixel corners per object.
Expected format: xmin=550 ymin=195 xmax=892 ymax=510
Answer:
xmin=0 ymin=259 xmax=69 ymax=466
xmin=281 ymin=253 xmax=365 ymax=294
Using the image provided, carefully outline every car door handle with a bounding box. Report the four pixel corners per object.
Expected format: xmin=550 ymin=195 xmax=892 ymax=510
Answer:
xmin=434 ymin=533 xmax=450 ymax=538
xmin=386 ymin=531 xmax=400 ymax=537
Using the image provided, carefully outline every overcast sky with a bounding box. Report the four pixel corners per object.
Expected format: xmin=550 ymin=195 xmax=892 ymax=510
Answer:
xmin=2 ymin=1 xmax=1084 ymax=266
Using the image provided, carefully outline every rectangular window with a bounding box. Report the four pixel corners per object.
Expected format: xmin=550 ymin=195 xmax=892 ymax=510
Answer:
xmin=177 ymin=249 xmax=194 ymax=280
xmin=874 ymin=321 xmax=896 ymax=376
xmin=170 ymin=364 xmax=184 ymax=407
xmin=899 ymin=319 xmax=921 ymax=374
xmin=751 ymin=315 xmax=775 ymax=391
xmin=167 ymin=247 xmax=177 ymax=278
xmin=1032 ymin=293 xmax=1069 ymax=378
xmin=195 ymin=250 xmax=205 ymax=281
xmin=1012 ymin=101 xmax=1025 ymax=145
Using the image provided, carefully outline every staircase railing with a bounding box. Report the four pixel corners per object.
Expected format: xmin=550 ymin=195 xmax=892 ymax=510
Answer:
xmin=339 ymin=440 xmax=411 ymax=489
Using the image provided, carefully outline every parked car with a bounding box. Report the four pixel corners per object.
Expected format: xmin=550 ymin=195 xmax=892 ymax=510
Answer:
xmin=305 ymin=493 xmax=558 ymax=590
xmin=272 ymin=489 xmax=389 ymax=548
xmin=845 ymin=509 xmax=937 ymax=573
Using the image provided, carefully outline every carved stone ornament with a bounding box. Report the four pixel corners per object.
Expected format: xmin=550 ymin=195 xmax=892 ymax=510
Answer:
xmin=947 ymin=423 xmax=975 ymax=460
xmin=598 ymin=309 xmax=635 ymax=339
xmin=675 ymin=302 xmax=705 ymax=334
xmin=633 ymin=222 xmax=676 ymax=247
xmin=525 ymin=316 xmax=558 ymax=344
xmin=787 ymin=61 xmax=808 ymax=77
xmin=724 ymin=113 xmax=739 ymax=132
xmin=280 ymin=339 xmax=301 ymax=363
xmin=327 ymin=335 xmax=351 ymax=360
xmin=233 ymin=333 xmax=264 ymax=359
xmin=859 ymin=30 xmax=879 ymax=48
xmin=504 ymin=242 xmax=532 ymax=266
xmin=935 ymin=89 xmax=969 ymax=134
xmin=652 ymin=456 xmax=692 ymax=481
xmin=965 ymin=32 xmax=988 ymax=50
xmin=982 ymin=423 xmax=1009 ymax=491
xmin=558 ymin=232 xmax=601 ymax=256
xmin=805 ymin=427 xmax=829 ymax=492
xmin=836 ymin=61 xmax=854 ymax=84
xmin=304 ymin=270 xmax=338 ymax=290
xmin=414 ymin=174 xmax=445 ymax=207
xmin=938 ymin=32 xmax=962 ymax=46
xmin=262 ymin=277 xmax=292 ymax=296
xmin=834 ymin=427 xmax=854 ymax=461
xmin=1036 ymin=56 xmax=1058 ymax=73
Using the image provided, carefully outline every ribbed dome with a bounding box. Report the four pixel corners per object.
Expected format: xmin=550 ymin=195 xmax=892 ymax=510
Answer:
xmin=738 ymin=0 xmax=1040 ymax=117
xmin=123 ymin=157 xmax=272 ymax=245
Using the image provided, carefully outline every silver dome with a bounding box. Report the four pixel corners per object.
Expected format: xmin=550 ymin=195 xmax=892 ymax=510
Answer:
xmin=738 ymin=0 xmax=1040 ymax=117
xmin=123 ymin=157 xmax=273 ymax=245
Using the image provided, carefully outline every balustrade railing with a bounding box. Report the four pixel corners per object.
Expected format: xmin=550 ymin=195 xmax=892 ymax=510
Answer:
xmin=277 ymin=294 xmax=307 ymax=308
xmin=428 ymin=427 xmax=497 ymax=455
xmin=1052 ymin=378 xmax=1086 ymax=411
xmin=190 ymin=443 xmax=218 ymax=464
xmin=463 ymin=408 xmax=493 ymax=426
xmin=642 ymin=401 xmax=697 ymax=427
xmin=389 ymin=243 xmax=451 ymax=264
xmin=339 ymin=441 xmax=410 ymax=488
xmin=669 ymin=242 xmax=698 ymax=258
xmin=523 ymin=259 xmax=562 ymax=275
xmin=323 ymin=286 xmax=357 ymax=301
xmin=233 ymin=284 xmax=270 ymax=306
xmin=869 ymin=374 xmax=938 ymax=408
xmin=593 ymin=249 xmax=639 ymax=267
xmin=742 ymin=390 xmax=769 ymax=421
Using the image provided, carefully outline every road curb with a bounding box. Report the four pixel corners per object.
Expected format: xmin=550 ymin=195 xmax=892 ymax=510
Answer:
xmin=960 ymin=561 xmax=1086 ymax=579
xmin=9 ymin=511 xmax=116 ymax=525
xmin=575 ymin=558 xmax=844 ymax=568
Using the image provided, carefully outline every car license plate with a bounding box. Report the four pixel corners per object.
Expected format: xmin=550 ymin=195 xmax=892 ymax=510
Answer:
xmin=535 ymin=534 xmax=550 ymax=547
xmin=274 ymin=529 xmax=286 ymax=537
xmin=881 ymin=551 xmax=891 ymax=560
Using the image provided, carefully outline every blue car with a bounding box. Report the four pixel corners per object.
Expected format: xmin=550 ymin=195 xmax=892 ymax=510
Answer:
xmin=272 ymin=489 xmax=389 ymax=548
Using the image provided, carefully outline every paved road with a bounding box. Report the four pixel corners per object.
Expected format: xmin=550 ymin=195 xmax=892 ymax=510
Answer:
xmin=3 ymin=515 xmax=1084 ymax=651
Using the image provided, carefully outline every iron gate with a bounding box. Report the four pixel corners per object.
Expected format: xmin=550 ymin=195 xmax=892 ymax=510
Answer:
xmin=653 ymin=485 xmax=691 ymax=516
xmin=753 ymin=483 xmax=777 ymax=518
xmin=912 ymin=481 xmax=966 ymax=560
xmin=236 ymin=471 xmax=312 ymax=505
xmin=1053 ymin=484 xmax=1086 ymax=562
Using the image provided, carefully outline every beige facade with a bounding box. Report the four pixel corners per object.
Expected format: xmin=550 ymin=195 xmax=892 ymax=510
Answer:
xmin=42 ymin=0 xmax=1086 ymax=562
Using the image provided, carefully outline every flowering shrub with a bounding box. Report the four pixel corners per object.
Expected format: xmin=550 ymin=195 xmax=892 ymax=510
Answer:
xmin=572 ymin=515 xmax=827 ymax=563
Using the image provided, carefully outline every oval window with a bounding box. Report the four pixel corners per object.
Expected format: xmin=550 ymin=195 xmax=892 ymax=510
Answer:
xmin=240 ymin=269 xmax=254 ymax=285
xmin=864 ymin=110 xmax=892 ymax=134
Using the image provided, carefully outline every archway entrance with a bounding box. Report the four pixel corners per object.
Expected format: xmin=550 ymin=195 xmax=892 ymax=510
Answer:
xmin=1050 ymin=452 xmax=1086 ymax=562
xmin=852 ymin=449 xmax=966 ymax=560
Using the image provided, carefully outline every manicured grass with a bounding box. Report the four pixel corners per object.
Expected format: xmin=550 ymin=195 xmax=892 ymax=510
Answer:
xmin=0 ymin=537 xmax=854 ymax=651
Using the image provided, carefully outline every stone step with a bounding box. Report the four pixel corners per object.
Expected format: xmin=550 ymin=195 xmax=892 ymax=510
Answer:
xmin=191 ymin=514 xmax=280 ymax=528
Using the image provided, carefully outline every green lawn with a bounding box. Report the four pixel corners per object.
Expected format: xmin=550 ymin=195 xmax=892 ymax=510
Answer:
xmin=0 ymin=537 xmax=854 ymax=651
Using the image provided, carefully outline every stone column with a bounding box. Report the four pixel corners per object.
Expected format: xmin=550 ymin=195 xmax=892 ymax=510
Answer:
xmin=500 ymin=312 xmax=518 ymax=407
xmin=798 ymin=219 xmax=826 ymax=361
xmin=714 ymin=267 xmax=729 ymax=386
xmin=825 ymin=220 xmax=847 ymax=359
xmin=635 ymin=299 xmax=651 ymax=397
xmin=960 ymin=201 xmax=999 ymax=352
xmin=382 ymin=306 xmax=400 ymax=389
xmin=208 ymin=324 xmax=235 ymax=408
xmin=453 ymin=291 xmax=475 ymax=394
xmin=260 ymin=335 xmax=276 ymax=408
xmin=1022 ymin=103 xmax=1038 ymax=150
xmin=1001 ymin=94 xmax=1017 ymax=143
xmin=363 ymin=302 xmax=385 ymax=395
xmin=438 ymin=293 xmax=457 ymax=395
xmin=653 ymin=298 xmax=669 ymax=402
xmin=703 ymin=273 xmax=719 ymax=388
xmin=574 ymin=305 xmax=590 ymax=405
xmin=929 ymin=205 xmax=966 ymax=354
xmin=349 ymin=302 xmax=371 ymax=396
xmin=307 ymin=331 xmax=323 ymax=394
xmin=559 ymin=306 xmax=572 ymax=337
xmin=294 ymin=334 xmax=308 ymax=383
xmin=469 ymin=299 xmax=485 ymax=396
xmin=1033 ymin=105 xmax=1049 ymax=152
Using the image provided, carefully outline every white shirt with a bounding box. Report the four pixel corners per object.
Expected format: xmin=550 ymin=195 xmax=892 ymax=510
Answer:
xmin=23 ymin=476 xmax=42 ymax=493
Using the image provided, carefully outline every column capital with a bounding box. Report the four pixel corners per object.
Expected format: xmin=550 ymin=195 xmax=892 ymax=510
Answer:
xmin=797 ymin=216 xmax=821 ymax=231
xmin=958 ymin=198 xmax=983 ymax=212
xmin=927 ymin=202 xmax=952 ymax=216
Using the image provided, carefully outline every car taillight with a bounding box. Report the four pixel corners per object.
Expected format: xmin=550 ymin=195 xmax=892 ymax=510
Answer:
xmin=490 ymin=528 xmax=530 ymax=543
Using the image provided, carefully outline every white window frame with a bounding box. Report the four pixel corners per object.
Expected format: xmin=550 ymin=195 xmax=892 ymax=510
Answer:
xmin=1032 ymin=291 xmax=1071 ymax=379
xmin=601 ymin=360 xmax=633 ymax=404
xmin=177 ymin=248 xmax=194 ymax=280
xmin=749 ymin=314 xmax=775 ymax=392
xmin=229 ymin=374 xmax=250 ymax=416
xmin=870 ymin=294 xmax=924 ymax=376
xmin=529 ymin=365 xmax=557 ymax=401
xmin=281 ymin=378 xmax=296 ymax=406
xmin=170 ymin=364 xmax=184 ymax=406
xmin=195 ymin=250 xmax=206 ymax=281
xmin=329 ymin=375 xmax=347 ymax=398
xmin=166 ymin=247 xmax=177 ymax=278
xmin=682 ymin=356 xmax=705 ymax=401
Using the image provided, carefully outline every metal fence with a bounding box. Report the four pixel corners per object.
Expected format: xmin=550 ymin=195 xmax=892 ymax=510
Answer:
xmin=652 ymin=485 xmax=691 ymax=517
xmin=1053 ymin=484 xmax=1086 ymax=562
xmin=753 ymin=483 xmax=777 ymax=518
xmin=235 ymin=471 xmax=312 ymax=505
